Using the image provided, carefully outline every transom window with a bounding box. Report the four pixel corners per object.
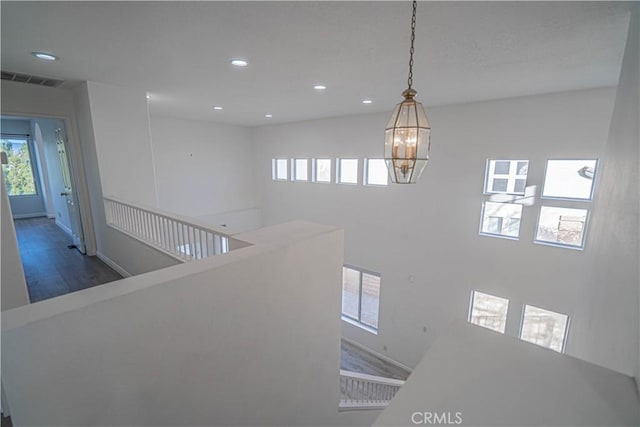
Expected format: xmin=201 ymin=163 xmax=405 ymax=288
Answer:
xmin=338 ymin=159 xmax=359 ymax=184
xmin=484 ymin=160 xmax=529 ymax=195
xmin=272 ymin=158 xmax=288 ymax=181
xmin=520 ymin=305 xmax=569 ymax=352
xmin=1 ymin=136 xmax=38 ymax=196
xmin=364 ymin=159 xmax=389 ymax=186
xmin=293 ymin=158 xmax=308 ymax=181
xmin=468 ymin=291 xmax=509 ymax=333
xmin=341 ymin=265 xmax=380 ymax=332
xmin=535 ymin=206 xmax=588 ymax=249
xmin=542 ymin=159 xmax=597 ymax=200
xmin=313 ymin=158 xmax=332 ymax=183
xmin=480 ymin=202 xmax=523 ymax=239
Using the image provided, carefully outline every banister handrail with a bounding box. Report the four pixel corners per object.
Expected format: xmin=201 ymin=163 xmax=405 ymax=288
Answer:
xmin=339 ymin=370 xmax=405 ymax=411
xmin=103 ymin=196 xmax=234 ymax=239
xmin=339 ymin=370 xmax=406 ymax=387
xmin=103 ymin=196 xmax=246 ymax=263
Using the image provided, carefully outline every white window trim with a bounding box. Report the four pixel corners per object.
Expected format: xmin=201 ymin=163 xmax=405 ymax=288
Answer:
xmin=342 ymin=264 xmax=380 ymax=333
xmin=478 ymin=201 xmax=522 ymax=241
xmin=292 ymin=158 xmax=309 ymax=182
xmin=363 ymin=158 xmax=389 ymax=187
xmin=272 ymin=158 xmax=289 ymax=181
xmin=336 ymin=158 xmax=359 ymax=185
xmin=533 ymin=205 xmax=589 ymax=250
xmin=483 ymin=159 xmax=529 ymax=196
xmin=540 ymin=158 xmax=599 ymax=202
xmin=312 ymin=158 xmax=332 ymax=183
xmin=518 ymin=304 xmax=570 ymax=353
xmin=468 ymin=290 xmax=510 ymax=334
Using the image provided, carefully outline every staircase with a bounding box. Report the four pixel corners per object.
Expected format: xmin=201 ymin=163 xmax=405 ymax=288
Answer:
xmin=339 ymin=370 xmax=405 ymax=411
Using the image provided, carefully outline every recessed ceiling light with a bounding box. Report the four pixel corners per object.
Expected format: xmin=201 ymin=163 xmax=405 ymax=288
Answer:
xmin=265 ymin=114 xmax=273 ymax=118
xmin=362 ymin=99 xmax=373 ymax=104
xmin=313 ymin=85 xmax=327 ymax=91
xmin=230 ymin=59 xmax=248 ymax=67
xmin=213 ymin=106 xmax=223 ymax=110
xmin=31 ymin=51 xmax=58 ymax=61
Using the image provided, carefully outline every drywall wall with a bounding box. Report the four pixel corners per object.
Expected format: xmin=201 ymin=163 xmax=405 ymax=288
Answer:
xmin=2 ymin=221 xmax=344 ymax=426
xmin=72 ymin=82 xmax=178 ymax=276
xmin=32 ymin=118 xmax=73 ymax=233
xmin=1 ymin=173 xmax=30 ymax=311
xmin=584 ymin=6 xmax=639 ymax=389
xmin=149 ymin=115 xmax=257 ymax=217
xmin=0 ymin=80 xmax=97 ymax=255
xmin=196 ymin=207 xmax=262 ymax=234
xmin=251 ymin=87 xmax=637 ymax=375
xmin=374 ymin=321 xmax=639 ymax=426
xmin=31 ymin=122 xmax=55 ymax=218
xmin=85 ymin=81 xmax=157 ymax=207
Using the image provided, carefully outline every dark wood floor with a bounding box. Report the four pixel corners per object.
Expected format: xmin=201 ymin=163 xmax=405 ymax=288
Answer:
xmin=340 ymin=339 xmax=410 ymax=380
xmin=14 ymin=217 xmax=123 ymax=303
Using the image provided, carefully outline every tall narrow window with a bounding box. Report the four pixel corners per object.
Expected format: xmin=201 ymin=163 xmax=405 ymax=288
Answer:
xmin=341 ymin=265 xmax=380 ymax=332
xmin=364 ymin=159 xmax=389 ymax=186
xmin=468 ymin=291 xmax=509 ymax=333
xmin=337 ymin=159 xmax=358 ymax=185
xmin=293 ymin=158 xmax=308 ymax=181
xmin=1 ymin=136 xmax=38 ymax=196
xmin=520 ymin=305 xmax=569 ymax=352
xmin=273 ymin=158 xmax=288 ymax=181
xmin=313 ymin=158 xmax=332 ymax=183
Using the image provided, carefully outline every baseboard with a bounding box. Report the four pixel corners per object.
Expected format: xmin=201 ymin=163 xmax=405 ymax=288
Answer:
xmin=96 ymin=252 xmax=131 ymax=278
xmin=341 ymin=336 xmax=413 ymax=373
xmin=55 ymin=219 xmax=73 ymax=236
xmin=12 ymin=212 xmax=47 ymax=219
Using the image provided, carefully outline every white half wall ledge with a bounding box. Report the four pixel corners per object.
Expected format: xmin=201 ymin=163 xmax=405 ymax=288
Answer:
xmin=373 ymin=321 xmax=640 ymax=427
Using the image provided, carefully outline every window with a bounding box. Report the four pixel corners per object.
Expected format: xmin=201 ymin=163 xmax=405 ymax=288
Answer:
xmin=337 ymin=158 xmax=358 ymax=184
xmin=535 ymin=206 xmax=588 ymax=248
xmin=468 ymin=291 xmax=509 ymax=333
xmin=484 ymin=160 xmax=529 ymax=195
xmin=313 ymin=158 xmax=332 ymax=183
xmin=293 ymin=158 xmax=308 ymax=181
xmin=272 ymin=158 xmax=288 ymax=181
xmin=480 ymin=202 xmax=523 ymax=239
xmin=1 ymin=136 xmax=38 ymax=196
xmin=520 ymin=305 xmax=569 ymax=352
xmin=542 ymin=159 xmax=597 ymax=200
xmin=341 ymin=265 xmax=380 ymax=331
xmin=364 ymin=159 xmax=389 ymax=186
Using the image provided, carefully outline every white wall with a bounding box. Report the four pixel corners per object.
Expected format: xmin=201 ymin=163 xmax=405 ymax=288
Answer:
xmin=2 ymin=221 xmax=344 ymax=426
xmin=150 ymin=115 xmax=257 ymax=217
xmin=251 ymin=87 xmax=635 ymax=374
xmin=85 ymin=81 xmax=158 ymax=207
xmin=374 ymin=321 xmax=639 ymax=426
xmin=586 ymin=6 xmax=639 ymax=389
xmin=0 ymin=173 xmax=30 ymax=311
xmin=196 ymin=207 xmax=262 ymax=234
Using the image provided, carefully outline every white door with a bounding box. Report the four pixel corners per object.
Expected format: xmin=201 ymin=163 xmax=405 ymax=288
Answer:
xmin=55 ymin=127 xmax=85 ymax=252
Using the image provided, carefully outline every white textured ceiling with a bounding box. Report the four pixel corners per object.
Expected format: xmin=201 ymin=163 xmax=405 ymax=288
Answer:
xmin=0 ymin=1 xmax=632 ymax=126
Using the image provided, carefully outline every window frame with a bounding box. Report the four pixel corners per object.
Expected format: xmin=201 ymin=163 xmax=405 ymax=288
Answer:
xmin=1 ymin=135 xmax=40 ymax=197
xmin=479 ymin=201 xmax=524 ymax=240
xmin=534 ymin=205 xmax=590 ymax=250
xmin=519 ymin=304 xmax=570 ymax=353
xmin=483 ymin=159 xmax=530 ymax=196
xmin=292 ymin=158 xmax=309 ymax=182
xmin=272 ymin=158 xmax=289 ymax=181
xmin=341 ymin=264 xmax=381 ymax=334
xmin=540 ymin=158 xmax=599 ymax=202
xmin=312 ymin=158 xmax=332 ymax=183
xmin=467 ymin=290 xmax=510 ymax=334
xmin=336 ymin=158 xmax=359 ymax=185
xmin=363 ymin=158 xmax=389 ymax=187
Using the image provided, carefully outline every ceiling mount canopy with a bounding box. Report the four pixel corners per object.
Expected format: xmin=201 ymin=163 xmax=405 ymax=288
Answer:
xmin=385 ymin=0 xmax=431 ymax=184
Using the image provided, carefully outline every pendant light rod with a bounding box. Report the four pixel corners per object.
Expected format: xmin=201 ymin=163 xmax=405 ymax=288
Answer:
xmin=407 ymin=0 xmax=417 ymax=90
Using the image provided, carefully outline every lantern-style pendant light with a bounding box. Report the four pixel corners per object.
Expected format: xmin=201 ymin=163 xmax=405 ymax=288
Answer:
xmin=385 ymin=0 xmax=431 ymax=184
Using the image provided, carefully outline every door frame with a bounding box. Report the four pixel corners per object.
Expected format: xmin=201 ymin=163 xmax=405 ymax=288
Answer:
xmin=1 ymin=110 xmax=97 ymax=255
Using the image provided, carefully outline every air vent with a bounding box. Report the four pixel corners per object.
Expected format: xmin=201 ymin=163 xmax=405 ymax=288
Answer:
xmin=1 ymin=70 xmax=63 ymax=87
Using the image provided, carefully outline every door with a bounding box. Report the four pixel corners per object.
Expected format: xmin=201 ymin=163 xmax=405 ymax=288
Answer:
xmin=55 ymin=127 xmax=85 ymax=252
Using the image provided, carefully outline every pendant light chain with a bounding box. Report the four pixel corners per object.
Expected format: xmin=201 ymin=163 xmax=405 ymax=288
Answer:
xmin=407 ymin=0 xmax=417 ymax=90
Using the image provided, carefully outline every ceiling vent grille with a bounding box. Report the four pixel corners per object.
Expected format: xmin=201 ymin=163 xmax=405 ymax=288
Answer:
xmin=1 ymin=70 xmax=64 ymax=87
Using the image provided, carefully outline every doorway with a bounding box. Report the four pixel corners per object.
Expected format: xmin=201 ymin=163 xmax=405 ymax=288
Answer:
xmin=1 ymin=116 xmax=85 ymax=253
